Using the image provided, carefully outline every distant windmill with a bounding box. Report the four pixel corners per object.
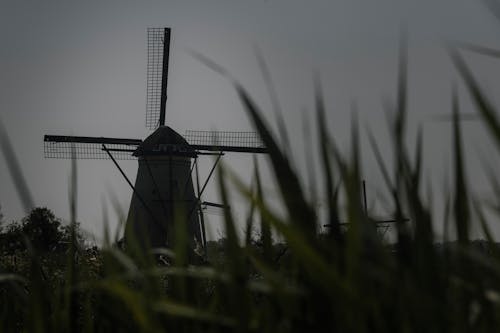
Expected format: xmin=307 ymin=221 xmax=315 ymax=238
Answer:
xmin=44 ymin=28 xmax=267 ymax=250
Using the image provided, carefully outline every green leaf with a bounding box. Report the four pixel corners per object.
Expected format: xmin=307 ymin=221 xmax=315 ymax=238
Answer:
xmin=451 ymin=87 xmax=470 ymax=245
xmin=154 ymin=300 xmax=236 ymax=327
xmin=234 ymin=82 xmax=317 ymax=238
xmin=450 ymin=48 xmax=500 ymax=152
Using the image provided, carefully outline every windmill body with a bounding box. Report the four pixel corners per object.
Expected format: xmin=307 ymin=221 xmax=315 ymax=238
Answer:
xmin=43 ymin=28 xmax=267 ymax=251
xmin=126 ymin=126 xmax=201 ymax=248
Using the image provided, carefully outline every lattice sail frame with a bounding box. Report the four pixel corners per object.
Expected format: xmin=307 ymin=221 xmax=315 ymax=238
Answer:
xmin=43 ymin=130 xmax=267 ymax=160
xmin=44 ymin=136 xmax=141 ymax=160
xmin=146 ymin=28 xmax=170 ymax=130
xmin=185 ymin=130 xmax=265 ymax=148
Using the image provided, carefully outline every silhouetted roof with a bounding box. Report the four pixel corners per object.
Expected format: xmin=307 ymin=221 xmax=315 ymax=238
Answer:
xmin=134 ymin=126 xmax=195 ymax=157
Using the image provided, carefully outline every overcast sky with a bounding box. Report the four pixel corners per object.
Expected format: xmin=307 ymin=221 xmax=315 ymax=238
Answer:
xmin=1 ymin=0 xmax=500 ymax=242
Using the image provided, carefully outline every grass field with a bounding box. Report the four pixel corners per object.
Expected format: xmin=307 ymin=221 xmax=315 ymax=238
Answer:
xmin=2 ymin=22 xmax=500 ymax=332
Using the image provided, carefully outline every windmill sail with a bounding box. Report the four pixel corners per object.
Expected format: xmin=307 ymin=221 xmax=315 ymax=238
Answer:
xmin=184 ymin=130 xmax=268 ymax=153
xmin=44 ymin=135 xmax=141 ymax=160
xmin=146 ymin=28 xmax=171 ymax=130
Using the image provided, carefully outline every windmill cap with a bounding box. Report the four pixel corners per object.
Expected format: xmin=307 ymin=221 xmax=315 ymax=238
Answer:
xmin=134 ymin=126 xmax=195 ymax=157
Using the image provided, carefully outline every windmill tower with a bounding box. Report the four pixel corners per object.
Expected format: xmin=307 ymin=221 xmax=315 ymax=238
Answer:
xmin=44 ymin=28 xmax=267 ymax=250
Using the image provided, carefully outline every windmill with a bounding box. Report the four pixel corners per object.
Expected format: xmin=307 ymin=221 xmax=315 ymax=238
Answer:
xmin=44 ymin=28 xmax=267 ymax=251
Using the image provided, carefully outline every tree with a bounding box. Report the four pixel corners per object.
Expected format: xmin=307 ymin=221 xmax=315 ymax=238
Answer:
xmin=20 ymin=207 xmax=64 ymax=252
xmin=0 ymin=220 xmax=23 ymax=254
xmin=0 ymin=207 xmax=85 ymax=255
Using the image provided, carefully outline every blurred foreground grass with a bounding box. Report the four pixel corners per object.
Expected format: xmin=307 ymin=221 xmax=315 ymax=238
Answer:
xmin=2 ymin=33 xmax=500 ymax=333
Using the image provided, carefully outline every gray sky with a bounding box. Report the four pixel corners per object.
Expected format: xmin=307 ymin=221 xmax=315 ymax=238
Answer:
xmin=1 ymin=0 xmax=500 ymax=242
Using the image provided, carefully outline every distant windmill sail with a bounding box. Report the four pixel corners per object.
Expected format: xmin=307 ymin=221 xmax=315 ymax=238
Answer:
xmin=146 ymin=28 xmax=171 ymax=130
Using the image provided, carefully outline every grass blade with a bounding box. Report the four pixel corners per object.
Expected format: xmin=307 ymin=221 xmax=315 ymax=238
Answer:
xmin=451 ymin=87 xmax=470 ymax=244
xmin=234 ymin=82 xmax=317 ymax=238
xmin=0 ymin=120 xmax=34 ymax=212
xmin=449 ymin=48 xmax=500 ymax=152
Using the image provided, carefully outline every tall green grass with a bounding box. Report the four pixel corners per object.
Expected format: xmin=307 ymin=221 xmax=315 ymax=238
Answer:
xmin=2 ymin=28 xmax=500 ymax=333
